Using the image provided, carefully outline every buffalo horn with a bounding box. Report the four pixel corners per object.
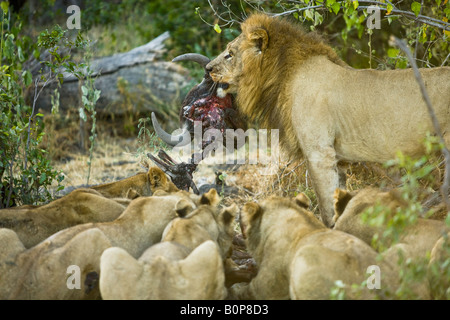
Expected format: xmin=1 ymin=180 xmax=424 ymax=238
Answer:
xmin=151 ymin=112 xmax=191 ymax=147
xmin=172 ymin=53 xmax=211 ymax=69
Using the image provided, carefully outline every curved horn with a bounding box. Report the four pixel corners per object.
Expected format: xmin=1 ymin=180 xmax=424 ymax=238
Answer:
xmin=151 ymin=112 xmax=191 ymax=147
xmin=172 ymin=53 xmax=211 ymax=69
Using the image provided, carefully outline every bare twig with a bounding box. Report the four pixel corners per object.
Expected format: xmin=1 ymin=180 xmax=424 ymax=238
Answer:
xmin=442 ymin=52 xmax=450 ymax=67
xmin=394 ymin=37 xmax=450 ymax=211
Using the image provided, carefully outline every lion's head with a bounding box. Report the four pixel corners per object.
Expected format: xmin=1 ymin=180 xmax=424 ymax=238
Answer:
xmin=206 ymin=13 xmax=344 ymax=158
xmin=162 ymin=188 xmax=238 ymax=260
xmin=207 ymin=35 xmax=244 ymax=98
xmin=239 ymin=193 xmax=319 ymax=260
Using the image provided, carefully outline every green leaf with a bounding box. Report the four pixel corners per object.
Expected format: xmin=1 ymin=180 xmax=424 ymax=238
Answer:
xmin=17 ymin=45 xmax=25 ymax=62
xmin=304 ymin=9 xmax=314 ymax=22
xmin=411 ymin=1 xmax=421 ymax=17
xmin=32 ymin=48 xmax=40 ymax=59
xmin=214 ymin=24 xmax=222 ymax=34
xmin=22 ymin=70 xmax=32 ymax=87
xmin=331 ymin=2 xmax=341 ymax=14
xmin=93 ymin=89 xmax=101 ymax=103
xmin=387 ymin=48 xmax=400 ymax=58
xmin=1 ymin=1 xmax=8 ymax=14
xmin=314 ymin=11 xmax=324 ymax=26
xmin=386 ymin=3 xmax=393 ymax=15
xmin=39 ymin=173 xmax=47 ymax=185
xmin=81 ymin=85 xmax=88 ymax=96
xmin=79 ymin=107 xmax=87 ymax=122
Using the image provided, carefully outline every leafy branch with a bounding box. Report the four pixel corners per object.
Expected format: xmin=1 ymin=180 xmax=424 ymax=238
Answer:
xmin=275 ymin=1 xmax=450 ymax=31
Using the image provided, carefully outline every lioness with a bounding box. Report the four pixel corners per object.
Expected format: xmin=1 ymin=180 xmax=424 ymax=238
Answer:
xmin=100 ymin=240 xmax=227 ymax=300
xmin=0 ymin=188 xmax=126 ymax=248
xmin=206 ymin=13 xmax=450 ymax=227
xmin=161 ymin=189 xmax=238 ymax=260
xmin=100 ymin=191 xmax=237 ymax=300
xmin=332 ymin=188 xmax=448 ymax=259
xmin=230 ymin=194 xmax=399 ymax=300
xmin=0 ymin=178 xmax=208 ymax=299
xmin=333 ymin=187 xmax=449 ymax=298
xmin=90 ymin=166 xmax=179 ymax=198
xmin=0 ymin=167 xmax=176 ymax=248
xmin=0 ymin=227 xmax=111 ymax=299
xmin=39 ymin=187 xmax=206 ymax=259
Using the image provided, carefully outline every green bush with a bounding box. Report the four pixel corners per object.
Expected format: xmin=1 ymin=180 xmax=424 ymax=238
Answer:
xmin=0 ymin=2 xmax=89 ymax=207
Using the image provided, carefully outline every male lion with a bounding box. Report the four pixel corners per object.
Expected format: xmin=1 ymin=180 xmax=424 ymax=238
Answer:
xmin=206 ymin=13 xmax=450 ymax=227
xmin=230 ymin=194 xmax=399 ymax=300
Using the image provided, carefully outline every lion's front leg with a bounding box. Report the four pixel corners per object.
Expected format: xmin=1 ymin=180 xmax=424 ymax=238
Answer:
xmin=304 ymin=147 xmax=340 ymax=227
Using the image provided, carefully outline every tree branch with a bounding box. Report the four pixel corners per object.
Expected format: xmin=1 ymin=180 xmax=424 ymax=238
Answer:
xmin=274 ymin=1 xmax=450 ymax=31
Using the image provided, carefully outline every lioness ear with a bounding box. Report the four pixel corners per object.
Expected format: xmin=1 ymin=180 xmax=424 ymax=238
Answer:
xmin=241 ymin=202 xmax=262 ymax=222
xmin=248 ymin=27 xmax=268 ymax=52
xmin=220 ymin=203 xmax=239 ymax=226
xmin=333 ymin=188 xmax=354 ymax=219
xmin=240 ymin=202 xmax=261 ymax=239
xmin=149 ymin=167 xmax=166 ymax=188
xmin=294 ymin=193 xmax=311 ymax=209
xmin=200 ymin=188 xmax=221 ymax=207
xmin=175 ymin=199 xmax=195 ymax=218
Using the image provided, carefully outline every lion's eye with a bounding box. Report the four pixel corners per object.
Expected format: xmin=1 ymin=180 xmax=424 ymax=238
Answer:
xmin=225 ymin=52 xmax=233 ymax=60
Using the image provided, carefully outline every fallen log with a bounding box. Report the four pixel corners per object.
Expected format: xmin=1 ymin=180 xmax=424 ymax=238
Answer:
xmin=30 ymin=32 xmax=190 ymax=121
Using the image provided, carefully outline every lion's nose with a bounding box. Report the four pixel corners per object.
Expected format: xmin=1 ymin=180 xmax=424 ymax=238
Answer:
xmin=205 ymin=63 xmax=213 ymax=73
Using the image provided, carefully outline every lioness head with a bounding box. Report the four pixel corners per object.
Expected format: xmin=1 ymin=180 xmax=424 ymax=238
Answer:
xmin=239 ymin=193 xmax=321 ymax=254
xmin=332 ymin=187 xmax=410 ymax=244
xmin=162 ymin=188 xmax=238 ymax=259
xmin=148 ymin=167 xmax=179 ymax=194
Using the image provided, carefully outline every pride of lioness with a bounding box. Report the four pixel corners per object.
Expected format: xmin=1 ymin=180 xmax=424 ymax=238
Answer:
xmin=0 ymin=167 xmax=178 ymax=248
xmin=229 ymin=194 xmax=400 ymax=300
xmin=0 ymin=169 xmax=206 ymax=299
xmin=206 ymin=13 xmax=450 ymax=227
xmin=100 ymin=191 xmax=237 ymax=300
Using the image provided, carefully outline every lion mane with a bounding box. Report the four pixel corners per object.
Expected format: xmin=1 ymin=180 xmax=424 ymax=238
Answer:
xmin=237 ymin=14 xmax=346 ymax=158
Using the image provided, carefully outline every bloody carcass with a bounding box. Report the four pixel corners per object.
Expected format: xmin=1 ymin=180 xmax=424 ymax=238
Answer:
xmin=149 ymin=53 xmax=247 ymax=192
